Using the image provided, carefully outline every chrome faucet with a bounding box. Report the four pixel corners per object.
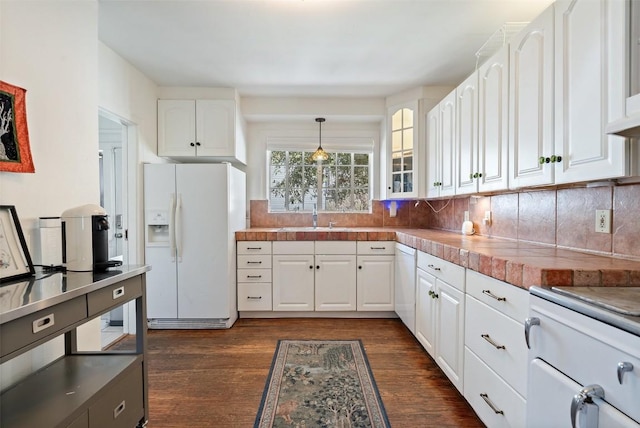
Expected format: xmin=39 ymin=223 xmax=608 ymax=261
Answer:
xmin=312 ymin=203 xmax=318 ymax=229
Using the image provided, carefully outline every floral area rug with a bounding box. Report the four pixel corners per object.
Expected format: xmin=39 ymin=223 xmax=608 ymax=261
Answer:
xmin=254 ymin=340 xmax=391 ymax=428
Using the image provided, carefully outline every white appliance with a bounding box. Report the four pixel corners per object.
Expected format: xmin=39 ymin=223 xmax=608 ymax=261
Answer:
xmin=526 ymin=287 xmax=640 ymax=428
xmin=143 ymin=163 xmax=246 ymax=329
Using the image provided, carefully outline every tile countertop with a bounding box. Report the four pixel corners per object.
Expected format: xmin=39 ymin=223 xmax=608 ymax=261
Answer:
xmin=235 ymin=227 xmax=640 ymax=290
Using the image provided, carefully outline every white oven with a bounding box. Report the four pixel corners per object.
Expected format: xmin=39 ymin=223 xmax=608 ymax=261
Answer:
xmin=526 ymin=287 xmax=640 ymax=428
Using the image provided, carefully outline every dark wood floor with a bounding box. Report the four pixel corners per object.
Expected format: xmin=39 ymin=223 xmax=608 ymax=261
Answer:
xmin=142 ymin=318 xmax=484 ymax=427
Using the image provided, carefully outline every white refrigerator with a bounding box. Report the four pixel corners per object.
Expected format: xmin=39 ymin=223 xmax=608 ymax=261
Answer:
xmin=143 ymin=163 xmax=246 ymax=329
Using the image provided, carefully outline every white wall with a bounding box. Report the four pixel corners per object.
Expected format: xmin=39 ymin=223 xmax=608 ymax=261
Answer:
xmin=0 ymin=0 xmax=99 ymax=389
xmin=98 ymin=42 xmax=160 ymax=264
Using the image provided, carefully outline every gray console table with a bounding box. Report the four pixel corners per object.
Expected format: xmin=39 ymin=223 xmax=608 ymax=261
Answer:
xmin=0 ymin=265 xmax=150 ymax=428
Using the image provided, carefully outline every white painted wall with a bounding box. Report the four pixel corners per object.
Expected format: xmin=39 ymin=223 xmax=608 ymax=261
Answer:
xmin=0 ymin=0 xmax=100 ymax=390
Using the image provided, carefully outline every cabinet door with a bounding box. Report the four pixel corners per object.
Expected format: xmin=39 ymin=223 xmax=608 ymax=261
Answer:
xmin=273 ymin=255 xmax=315 ymax=311
xmin=158 ymin=100 xmax=196 ymax=157
xmin=456 ymin=71 xmax=479 ymax=195
xmin=426 ymin=105 xmax=441 ymax=198
xmin=509 ymin=5 xmax=555 ymax=189
xmin=435 ymin=280 xmax=465 ymax=393
xmin=315 ymin=254 xmax=357 ymax=311
xmin=478 ymin=45 xmax=510 ymax=193
xmin=388 ymin=103 xmax=419 ymax=198
xmin=439 ymin=91 xmax=457 ymax=196
xmin=195 ymin=99 xmax=235 ymax=157
xmin=415 ymin=268 xmax=437 ymax=357
xmin=554 ymin=0 xmax=628 ymax=184
xmin=356 ymin=255 xmax=394 ymax=311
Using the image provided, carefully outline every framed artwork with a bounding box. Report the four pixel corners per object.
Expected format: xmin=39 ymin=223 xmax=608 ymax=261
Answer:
xmin=0 ymin=80 xmax=35 ymax=173
xmin=0 ymin=205 xmax=35 ymax=283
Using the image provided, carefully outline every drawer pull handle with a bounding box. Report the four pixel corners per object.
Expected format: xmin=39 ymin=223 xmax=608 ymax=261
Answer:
xmin=114 ymin=400 xmax=126 ymax=419
xmin=112 ymin=286 xmax=125 ymax=300
xmin=481 ymin=334 xmax=506 ymax=350
xmin=246 ymin=261 xmax=262 ymax=264
xmin=247 ymin=275 xmax=262 ymax=279
xmin=480 ymin=393 xmax=504 ymax=415
xmin=370 ymin=246 xmax=386 ymax=250
xmin=482 ymin=289 xmax=506 ymax=302
xmin=32 ymin=313 xmax=55 ymax=333
xmin=617 ymin=362 xmax=634 ymax=384
xmin=246 ymin=247 xmax=262 ymax=250
xmin=571 ymin=385 xmax=604 ymax=428
xmin=247 ymin=296 xmax=262 ymax=300
xmin=524 ymin=317 xmax=540 ymax=349
xmin=427 ymin=264 xmax=441 ymax=271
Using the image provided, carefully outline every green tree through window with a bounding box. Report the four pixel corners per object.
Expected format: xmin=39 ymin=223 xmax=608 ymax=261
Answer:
xmin=269 ymin=150 xmax=370 ymax=212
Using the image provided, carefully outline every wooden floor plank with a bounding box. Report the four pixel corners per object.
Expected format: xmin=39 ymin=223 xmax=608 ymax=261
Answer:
xmin=143 ymin=318 xmax=484 ymax=427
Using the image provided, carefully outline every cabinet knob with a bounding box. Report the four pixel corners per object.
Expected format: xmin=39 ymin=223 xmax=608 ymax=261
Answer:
xmin=190 ymin=142 xmax=195 ymax=147
xmin=358 ymin=266 xmax=362 ymax=269
xmin=316 ymin=265 xmax=320 ymax=269
xmin=309 ymin=265 xmax=314 ymax=269
xmin=196 ymin=142 xmax=201 ymax=146
xmin=551 ymin=154 xmax=562 ymax=163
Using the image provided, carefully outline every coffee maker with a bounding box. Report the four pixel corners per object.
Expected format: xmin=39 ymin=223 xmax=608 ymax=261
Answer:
xmin=61 ymin=204 xmax=122 ymax=272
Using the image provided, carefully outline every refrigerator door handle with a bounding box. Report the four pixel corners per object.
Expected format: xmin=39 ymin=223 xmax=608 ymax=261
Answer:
xmin=169 ymin=193 xmax=176 ymax=262
xmin=175 ymin=194 xmax=183 ymax=262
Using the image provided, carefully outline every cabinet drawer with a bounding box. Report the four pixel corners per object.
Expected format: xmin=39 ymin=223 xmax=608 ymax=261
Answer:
xmin=466 ymin=270 xmax=528 ymax=322
xmin=417 ymin=251 xmax=465 ymax=291
xmin=1 ymin=297 xmax=87 ymax=358
xmin=87 ymin=276 xmax=142 ymax=317
xmin=237 ymin=269 xmax=271 ymax=282
xmin=89 ymin=363 xmax=144 ymax=428
xmin=237 ymin=241 xmax=272 ymax=255
xmin=314 ymin=241 xmax=356 ymax=255
xmin=273 ymin=241 xmax=314 ymax=254
xmin=464 ymin=348 xmax=526 ymax=428
xmin=67 ymin=412 xmax=88 ymax=428
xmin=238 ymin=283 xmax=272 ymax=311
xmin=465 ymin=295 xmax=528 ymax=397
xmin=357 ymin=241 xmax=395 ymax=255
xmin=237 ymin=254 xmax=272 ymax=269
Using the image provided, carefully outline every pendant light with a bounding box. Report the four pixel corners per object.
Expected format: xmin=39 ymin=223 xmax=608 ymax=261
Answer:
xmin=311 ymin=117 xmax=329 ymax=162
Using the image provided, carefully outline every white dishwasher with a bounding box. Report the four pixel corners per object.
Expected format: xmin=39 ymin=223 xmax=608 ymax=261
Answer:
xmin=526 ymin=286 xmax=640 ymax=428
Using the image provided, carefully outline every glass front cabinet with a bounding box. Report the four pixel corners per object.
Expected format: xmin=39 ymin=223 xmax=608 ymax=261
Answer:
xmin=387 ymin=102 xmax=420 ymax=199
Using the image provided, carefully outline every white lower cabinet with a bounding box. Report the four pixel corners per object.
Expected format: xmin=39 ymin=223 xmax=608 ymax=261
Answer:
xmin=464 ymin=270 xmax=529 ymax=427
xmin=415 ymin=251 xmax=465 ymax=393
xmin=315 ymin=242 xmax=357 ymax=311
xmin=272 ymin=242 xmax=315 ymax=311
xmin=464 ymin=348 xmax=527 ymax=428
xmin=237 ymin=241 xmax=272 ymax=311
xmin=356 ymin=242 xmax=395 ymax=311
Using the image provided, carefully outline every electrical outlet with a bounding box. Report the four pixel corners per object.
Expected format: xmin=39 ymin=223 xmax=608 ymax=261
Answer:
xmin=595 ymin=209 xmax=611 ymax=233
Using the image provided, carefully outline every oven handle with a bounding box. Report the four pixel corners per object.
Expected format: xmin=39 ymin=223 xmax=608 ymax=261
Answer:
xmin=571 ymin=384 xmax=604 ymax=428
xmin=524 ymin=317 xmax=540 ymax=349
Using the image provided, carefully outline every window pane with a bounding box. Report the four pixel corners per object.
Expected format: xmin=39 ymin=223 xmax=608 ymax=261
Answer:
xmin=322 ymin=166 xmax=336 ymax=187
xmin=337 ymin=166 xmax=351 ymax=187
xmin=392 ymin=173 xmax=402 ymax=193
xmin=354 ymin=188 xmax=370 ymax=210
xmin=403 ymin=150 xmax=413 ymax=171
xmin=392 ymin=152 xmax=402 ymax=172
xmin=354 ymin=153 xmax=369 ymax=166
xmin=392 ymin=109 xmax=403 ymax=131
xmin=289 ymin=151 xmax=304 ymax=165
xmin=403 ymin=172 xmax=413 ymax=192
xmin=354 ymin=166 xmax=368 ymax=187
xmin=337 ymin=153 xmax=351 ymax=165
xmin=402 ymin=108 xmax=413 ymax=128
xmin=392 ymin=130 xmax=402 ymax=152
xmin=403 ymin=128 xmax=413 ymax=150
xmin=271 ymin=150 xmax=286 ymax=167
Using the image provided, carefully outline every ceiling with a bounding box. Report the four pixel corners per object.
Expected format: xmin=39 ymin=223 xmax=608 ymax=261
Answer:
xmin=98 ymin=0 xmax=554 ymax=99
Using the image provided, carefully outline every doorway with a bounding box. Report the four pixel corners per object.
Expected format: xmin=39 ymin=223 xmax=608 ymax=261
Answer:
xmin=98 ymin=112 xmax=130 ymax=347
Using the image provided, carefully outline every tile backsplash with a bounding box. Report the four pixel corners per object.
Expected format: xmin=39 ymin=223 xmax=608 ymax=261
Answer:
xmin=248 ymin=182 xmax=640 ymax=260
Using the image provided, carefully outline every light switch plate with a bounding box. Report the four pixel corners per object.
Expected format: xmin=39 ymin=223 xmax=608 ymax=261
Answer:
xmin=595 ymin=209 xmax=611 ymax=233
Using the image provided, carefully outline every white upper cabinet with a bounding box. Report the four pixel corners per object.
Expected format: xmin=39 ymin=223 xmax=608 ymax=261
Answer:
xmin=427 ymin=91 xmax=456 ymax=198
xmin=158 ymin=99 xmax=246 ymax=164
xmin=426 ymin=104 xmax=441 ymax=198
xmin=455 ymin=71 xmax=479 ymax=195
xmin=387 ymin=102 xmax=420 ymax=199
xmin=509 ymin=5 xmax=555 ymax=189
xmin=553 ymin=0 xmax=629 ymax=183
xmin=477 ymin=45 xmax=510 ymax=192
